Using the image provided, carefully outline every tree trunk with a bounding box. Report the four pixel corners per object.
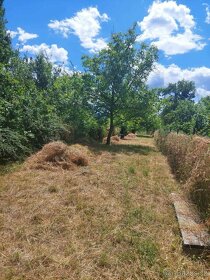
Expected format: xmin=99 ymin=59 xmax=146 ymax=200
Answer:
xmin=106 ymin=112 xmax=114 ymax=145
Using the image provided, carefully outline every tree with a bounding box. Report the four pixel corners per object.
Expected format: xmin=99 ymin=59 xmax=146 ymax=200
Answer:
xmin=162 ymin=79 xmax=196 ymax=107
xmin=115 ymin=87 xmax=161 ymax=135
xmin=0 ymin=0 xmax=12 ymax=64
xmin=161 ymin=99 xmax=196 ymax=134
xmin=194 ymin=96 xmax=210 ymax=136
xmin=30 ymin=53 xmax=58 ymax=90
xmin=82 ymin=25 xmax=158 ymax=144
xmin=200 ymin=96 xmax=210 ymax=112
xmin=161 ymin=80 xmax=197 ymax=133
xmin=52 ymin=73 xmax=98 ymax=140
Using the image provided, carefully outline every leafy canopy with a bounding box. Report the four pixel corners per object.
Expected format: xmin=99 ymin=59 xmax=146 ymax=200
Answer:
xmin=82 ymin=25 xmax=158 ymax=144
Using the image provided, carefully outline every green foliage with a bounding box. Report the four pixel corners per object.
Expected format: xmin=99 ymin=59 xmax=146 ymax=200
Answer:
xmin=195 ymin=96 xmax=210 ymax=136
xmin=160 ymin=80 xmax=209 ymax=136
xmin=0 ymin=0 xmax=207 ymax=163
xmin=0 ymin=0 xmax=78 ymax=161
xmin=30 ymin=53 xmax=59 ymax=90
xmin=128 ymin=166 xmax=136 ymax=174
xmin=162 ymin=100 xmax=196 ymax=134
xmin=136 ymin=239 xmax=159 ymax=266
xmin=82 ymin=25 xmax=158 ymax=144
xmin=0 ymin=128 xmax=29 ymax=162
xmin=0 ymin=0 xmax=13 ymax=64
xmin=52 ymin=73 xmax=102 ymax=140
xmin=162 ymin=79 xmax=196 ymax=106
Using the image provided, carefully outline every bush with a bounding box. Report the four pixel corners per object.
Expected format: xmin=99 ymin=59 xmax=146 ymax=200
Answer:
xmin=154 ymin=131 xmax=210 ymax=225
xmin=0 ymin=128 xmax=30 ymax=162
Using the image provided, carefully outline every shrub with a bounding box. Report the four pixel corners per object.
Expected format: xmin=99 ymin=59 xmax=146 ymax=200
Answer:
xmin=0 ymin=128 xmax=30 ymax=162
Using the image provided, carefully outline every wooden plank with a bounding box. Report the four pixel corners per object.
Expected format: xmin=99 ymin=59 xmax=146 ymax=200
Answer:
xmin=170 ymin=193 xmax=210 ymax=250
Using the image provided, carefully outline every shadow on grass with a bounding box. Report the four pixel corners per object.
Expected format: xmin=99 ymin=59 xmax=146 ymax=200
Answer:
xmin=0 ymin=162 xmax=22 ymax=175
xmin=88 ymin=143 xmax=157 ymax=156
xmin=137 ymin=134 xmax=153 ymax=138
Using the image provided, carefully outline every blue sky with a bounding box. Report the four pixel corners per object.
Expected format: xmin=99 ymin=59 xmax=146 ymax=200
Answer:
xmin=4 ymin=0 xmax=210 ymax=98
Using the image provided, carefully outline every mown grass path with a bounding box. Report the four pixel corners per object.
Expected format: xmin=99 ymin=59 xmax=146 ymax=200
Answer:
xmin=0 ymin=137 xmax=208 ymax=279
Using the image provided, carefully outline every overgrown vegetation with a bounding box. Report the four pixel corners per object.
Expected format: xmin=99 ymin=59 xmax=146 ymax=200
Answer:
xmin=1 ymin=0 xmax=209 ymax=163
xmin=154 ymin=131 xmax=210 ymax=227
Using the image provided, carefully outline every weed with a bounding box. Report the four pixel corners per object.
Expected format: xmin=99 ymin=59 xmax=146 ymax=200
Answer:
xmin=136 ymin=239 xmax=159 ymax=266
xmin=119 ymin=250 xmax=137 ymax=263
xmin=142 ymin=168 xmax=149 ymax=177
xmin=128 ymin=166 xmax=136 ymax=174
xmin=98 ymin=253 xmax=110 ymax=267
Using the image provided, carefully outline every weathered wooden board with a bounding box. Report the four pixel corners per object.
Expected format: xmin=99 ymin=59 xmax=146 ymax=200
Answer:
xmin=170 ymin=193 xmax=210 ymax=250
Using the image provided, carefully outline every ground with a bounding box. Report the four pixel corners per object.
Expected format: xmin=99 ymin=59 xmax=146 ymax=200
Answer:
xmin=0 ymin=137 xmax=209 ymax=280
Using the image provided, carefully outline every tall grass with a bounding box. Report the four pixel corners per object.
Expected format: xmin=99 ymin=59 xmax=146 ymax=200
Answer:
xmin=154 ymin=131 xmax=210 ymax=226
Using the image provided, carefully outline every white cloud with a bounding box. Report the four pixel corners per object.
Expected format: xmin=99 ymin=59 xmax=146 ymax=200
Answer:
xmin=20 ymin=43 xmax=68 ymax=64
xmin=7 ymin=30 xmax=18 ymax=39
xmin=204 ymin=4 xmax=210 ymax=24
xmin=137 ymin=1 xmax=206 ymax=55
xmin=17 ymin=27 xmax=38 ymax=43
xmin=8 ymin=27 xmax=38 ymax=43
xmin=48 ymin=7 xmax=109 ymax=53
xmin=196 ymin=88 xmax=210 ymax=97
xmin=148 ymin=63 xmax=210 ymax=98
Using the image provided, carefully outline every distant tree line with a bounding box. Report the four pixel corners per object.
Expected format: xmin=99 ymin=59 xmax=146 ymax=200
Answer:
xmin=0 ymin=0 xmax=209 ymax=162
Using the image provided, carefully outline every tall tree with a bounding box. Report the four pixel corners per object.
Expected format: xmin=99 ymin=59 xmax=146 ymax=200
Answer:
xmin=161 ymin=80 xmax=197 ymax=133
xmin=0 ymin=0 xmax=12 ymax=64
xmin=30 ymin=53 xmax=57 ymax=90
xmin=162 ymin=79 xmax=196 ymax=107
xmin=82 ymin=26 xmax=158 ymax=144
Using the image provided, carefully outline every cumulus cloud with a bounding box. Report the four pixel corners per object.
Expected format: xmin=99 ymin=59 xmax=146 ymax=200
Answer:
xmin=20 ymin=43 xmax=68 ymax=64
xmin=148 ymin=63 xmax=210 ymax=98
xmin=8 ymin=27 xmax=38 ymax=43
xmin=48 ymin=7 xmax=109 ymax=53
xmin=137 ymin=1 xmax=206 ymax=55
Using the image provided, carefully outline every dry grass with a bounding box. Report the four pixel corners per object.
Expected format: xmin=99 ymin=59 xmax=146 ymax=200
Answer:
xmin=124 ymin=133 xmax=137 ymax=140
xmin=24 ymin=141 xmax=89 ymax=171
xmin=154 ymin=131 xmax=210 ymax=227
xmin=102 ymin=135 xmax=120 ymax=144
xmin=0 ymin=138 xmax=209 ymax=279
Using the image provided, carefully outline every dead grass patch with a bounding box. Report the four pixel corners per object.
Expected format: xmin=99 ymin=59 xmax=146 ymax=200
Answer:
xmin=124 ymin=133 xmax=137 ymax=140
xmin=102 ymin=135 xmax=120 ymax=144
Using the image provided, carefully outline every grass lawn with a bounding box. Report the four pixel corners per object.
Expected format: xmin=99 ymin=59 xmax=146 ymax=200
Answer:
xmin=0 ymin=137 xmax=209 ymax=279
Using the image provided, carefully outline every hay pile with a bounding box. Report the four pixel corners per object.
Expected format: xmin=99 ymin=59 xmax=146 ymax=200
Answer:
xmin=25 ymin=141 xmax=89 ymax=170
xmin=103 ymin=135 xmax=120 ymax=144
xmin=154 ymin=131 xmax=210 ymax=226
xmin=124 ymin=133 xmax=137 ymax=140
